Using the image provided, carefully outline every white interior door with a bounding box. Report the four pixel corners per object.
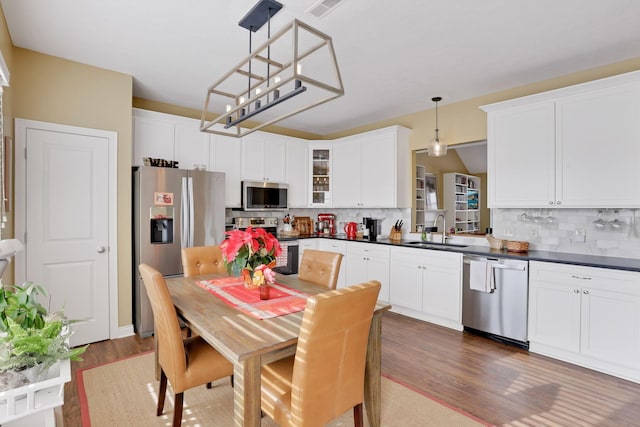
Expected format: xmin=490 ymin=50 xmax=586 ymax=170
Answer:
xmin=15 ymin=120 xmax=117 ymax=346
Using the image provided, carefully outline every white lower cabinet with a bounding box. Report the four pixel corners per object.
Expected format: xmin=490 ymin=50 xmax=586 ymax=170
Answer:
xmin=346 ymin=242 xmax=390 ymax=302
xmin=317 ymin=239 xmax=347 ymax=288
xmin=529 ymin=261 xmax=640 ymax=383
xmin=389 ymin=247 xmax=462 ymax=330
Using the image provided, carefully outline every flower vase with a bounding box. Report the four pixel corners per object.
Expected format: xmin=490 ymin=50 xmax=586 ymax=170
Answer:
xmin=259 ymin=284 xmax=270 ymax=300
xmin=241 ymin=269 xmax=255 ymax=288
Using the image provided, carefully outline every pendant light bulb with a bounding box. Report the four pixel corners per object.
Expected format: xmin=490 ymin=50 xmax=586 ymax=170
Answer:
xmin=428 ymin=96 xmax=448 ymax=157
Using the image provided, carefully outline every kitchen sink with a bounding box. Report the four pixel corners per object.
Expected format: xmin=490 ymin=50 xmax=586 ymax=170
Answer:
xmin=406 ymin=241 xmax=468 ymax=248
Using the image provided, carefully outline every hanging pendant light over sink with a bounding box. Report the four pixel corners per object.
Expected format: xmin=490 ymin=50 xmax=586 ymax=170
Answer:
xmin=428 ymin=96 xmax=448 ymax=157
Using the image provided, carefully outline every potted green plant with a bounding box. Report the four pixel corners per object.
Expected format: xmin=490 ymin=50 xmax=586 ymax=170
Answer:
xmin=0 ymin=283 xmax=88 ymax=387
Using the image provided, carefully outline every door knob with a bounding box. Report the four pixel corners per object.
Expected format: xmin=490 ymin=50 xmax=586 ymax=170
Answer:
xmin=97 ymin=246 xmax=106 ymax=254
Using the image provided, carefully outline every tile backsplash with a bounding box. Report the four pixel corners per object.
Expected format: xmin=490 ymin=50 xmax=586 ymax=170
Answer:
xmin=492 ymin=208 xmax=640 ymax=259
xmin=228 ymin=207 xmax=640 ymax=260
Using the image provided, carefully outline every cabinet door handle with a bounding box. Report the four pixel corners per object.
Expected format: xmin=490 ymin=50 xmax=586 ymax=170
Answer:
xmin=583 ymin=289 xmax=590 ymax=295
xmin=556 ymin=201 xmax=562 ymax=205
xmin=549 ymin=201 xmax=554 ymax=205
xmin=571 ymin=275 xmax=592 ymax=280
xmin=573 ymin=289 xmax=580 ymax=293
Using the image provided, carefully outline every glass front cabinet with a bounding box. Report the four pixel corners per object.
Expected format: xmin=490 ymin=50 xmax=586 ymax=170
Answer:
xmin=309 ymin=144 xmax=332 ymax=207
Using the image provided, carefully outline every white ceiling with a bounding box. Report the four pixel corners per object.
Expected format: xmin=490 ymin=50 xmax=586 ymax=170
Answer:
xmin=2 ymin=0 xmax=640 ymax=136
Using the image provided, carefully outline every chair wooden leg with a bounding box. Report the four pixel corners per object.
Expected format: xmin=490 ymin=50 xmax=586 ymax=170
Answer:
xmin=230 ymin=374 xmax=234 ymax=388
xmin=173 ymin=392 xmax=184 ymax=427
xmin=353 ymin=403 xmax=364 ymax=427
xmin=157 ymin=370 xmax=168 ymax=416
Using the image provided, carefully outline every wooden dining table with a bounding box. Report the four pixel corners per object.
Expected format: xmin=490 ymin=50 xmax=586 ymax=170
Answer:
xmin=165 ymin=272 xmax=391 ymax=427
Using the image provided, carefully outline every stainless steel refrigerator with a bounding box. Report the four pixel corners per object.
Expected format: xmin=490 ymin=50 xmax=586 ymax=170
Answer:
xmin=133 ymin=166 xmax=225 ymax=337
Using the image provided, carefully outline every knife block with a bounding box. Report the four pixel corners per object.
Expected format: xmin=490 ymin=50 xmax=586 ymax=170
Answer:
xmin=389 ymin=227 xmax=402 ymax=241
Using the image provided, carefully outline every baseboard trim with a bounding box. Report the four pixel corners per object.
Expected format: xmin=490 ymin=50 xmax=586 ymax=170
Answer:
xmin=117 ymin=325 xmax=135 ymax=339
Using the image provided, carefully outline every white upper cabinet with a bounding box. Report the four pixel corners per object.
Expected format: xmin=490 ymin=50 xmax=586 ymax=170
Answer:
xmin=241 ymin=132 xmax=287 ymax=182
xmin=286 ymin=138 xmax=308 ymax=208
xmin=210 ymin=134 xmax=242 ymax=207
xmin=133 ymin=109 xmax=210 ymax=170
xmin=132 ymin=110 xmax=175 ymax=166
xmin=332 ymin=136 xmax=361 ymax=207
xmin=308 ymin=143 xmax=333 ymax=208
xmin=332 ymin=126 xmax=411 ymax=208
xmin=483 ymin=71 xmax=640 ymax=208
xmin=486 ymin=101 xmax=555 ymax=207
xmin=555 ymin=83 xmax=640 ymax=207
xmin=174 ymin=117 xmax=210 ymax=170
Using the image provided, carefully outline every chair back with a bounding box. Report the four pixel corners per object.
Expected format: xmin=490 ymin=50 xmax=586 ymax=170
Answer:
xmin=138 ymin=264 xmax=188 ymax=390
xmin=181 ymin=245 xmax=227 ymax=277
xmin=290 ymin=280 xmax=380 ymax=426
xmin=298 ymin=249 xmax=343 ymax=290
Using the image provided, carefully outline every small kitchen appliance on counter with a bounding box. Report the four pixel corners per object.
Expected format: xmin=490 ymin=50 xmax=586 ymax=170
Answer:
xmin=363 ymin=217 xmax=381 ymax=241
xmin=317 ymin=213 xmax=336 ymax=235
xmin=344 ymin=222 xmax=358 ymax=239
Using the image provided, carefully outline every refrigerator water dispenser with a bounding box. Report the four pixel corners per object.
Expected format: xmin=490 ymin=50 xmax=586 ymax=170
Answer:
xmin=150 ymin=218 xmax=173 ymax=244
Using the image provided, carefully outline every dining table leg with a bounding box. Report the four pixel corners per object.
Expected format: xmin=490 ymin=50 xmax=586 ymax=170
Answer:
xmin=364 ymin=312 xmax=383 ymax=427
xmin=233 ymin=356 xmax=262 ymax=427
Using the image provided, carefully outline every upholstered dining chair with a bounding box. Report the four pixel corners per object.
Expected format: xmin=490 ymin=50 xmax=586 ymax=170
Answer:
xmin=179 ymin=245 xmax=228 ymax=339
xmin=298 ymin=249 xmax=343 ymax=290
xmin=181 ymin=245 xmax=227 ymax=277
xmin=260 ymin=280 xmax=381 ymax=427
xmin=138 ymin=264 xmax=234 ymax=427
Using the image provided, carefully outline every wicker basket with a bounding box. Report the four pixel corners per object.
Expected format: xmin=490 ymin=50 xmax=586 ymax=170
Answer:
xmin=505 ymin=240 xmax=529 ymax=253
xmin=486 ymin=235 xmax=504 ymax=250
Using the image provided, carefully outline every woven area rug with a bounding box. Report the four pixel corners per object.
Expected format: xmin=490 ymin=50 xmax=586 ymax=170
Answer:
xmin=78 ymin=352 xmax=489 ymax=426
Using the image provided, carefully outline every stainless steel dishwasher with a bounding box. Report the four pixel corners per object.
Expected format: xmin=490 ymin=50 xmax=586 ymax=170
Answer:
xmin=462 ymin=255 xmax=529 ymax=347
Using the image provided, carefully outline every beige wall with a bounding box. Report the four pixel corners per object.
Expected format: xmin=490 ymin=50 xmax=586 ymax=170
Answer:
xmin=324 ymin=58 xmax=640 ymax=149
xmin=133 ymin=97 xmax=323 ymax=140
xmin=11 ymin=48 xmax=133 ymax=327
xmin=0 ymin=7 xmax=15 ymax=282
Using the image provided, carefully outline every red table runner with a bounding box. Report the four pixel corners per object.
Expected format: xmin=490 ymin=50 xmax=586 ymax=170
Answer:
xmin=196 ymin=276 xmax=309 ymax=320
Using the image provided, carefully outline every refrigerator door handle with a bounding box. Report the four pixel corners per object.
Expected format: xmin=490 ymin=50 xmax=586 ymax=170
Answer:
xmin=181 ymin=177 xmax=190 ymax=248
xmin=187 ymin=176 xmax=195 ymax=247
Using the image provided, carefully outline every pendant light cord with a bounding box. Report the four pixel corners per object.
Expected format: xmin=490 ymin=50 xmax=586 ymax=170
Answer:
xmin=248 ymin=27 xmax=253 ymax=106
xmin=432 ymin=96 xmax=442 ymax=143
xmin=266 ymin=8 xmax=272 ymax=102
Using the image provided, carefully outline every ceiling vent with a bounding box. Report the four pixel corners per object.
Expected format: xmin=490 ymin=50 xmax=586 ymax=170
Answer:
xmin=306 ymin=0 xmax=345 ymax=18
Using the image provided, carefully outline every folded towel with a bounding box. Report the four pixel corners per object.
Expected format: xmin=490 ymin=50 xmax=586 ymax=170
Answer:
xmin=469 ymin=260 xmax=494 ymax=293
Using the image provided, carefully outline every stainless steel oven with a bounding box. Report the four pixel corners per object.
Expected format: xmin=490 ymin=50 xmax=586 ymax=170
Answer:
xmin=233 ymin=217 xmax=278 ymax=234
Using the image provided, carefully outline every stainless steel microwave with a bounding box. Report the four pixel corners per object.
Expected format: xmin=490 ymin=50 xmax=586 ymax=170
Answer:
xmin=241 ymin=181 xmax=288 ymax=211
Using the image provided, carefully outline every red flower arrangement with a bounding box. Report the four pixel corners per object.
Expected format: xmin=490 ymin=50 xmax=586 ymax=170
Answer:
xmin=220 ymin=227 xmax=282 ymax=288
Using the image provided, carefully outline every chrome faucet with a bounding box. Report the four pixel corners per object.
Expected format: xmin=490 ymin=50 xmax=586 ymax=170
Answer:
xmin=433 ymin=214 xmax=447 ymax=244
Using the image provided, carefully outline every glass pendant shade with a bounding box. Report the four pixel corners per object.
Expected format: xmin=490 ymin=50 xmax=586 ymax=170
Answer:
xmin=428 ymin=135 xmax=448 ymax=157
xmin=428 ymin=96 xmax=448 ymax=156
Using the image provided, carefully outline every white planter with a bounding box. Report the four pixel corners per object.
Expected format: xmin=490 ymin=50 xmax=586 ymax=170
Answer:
xmin=0 ymin=359 xmax=70 ymax=424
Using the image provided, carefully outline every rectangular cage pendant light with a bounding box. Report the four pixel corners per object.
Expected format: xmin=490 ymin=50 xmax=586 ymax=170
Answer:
xmin=200 ymin=0 xmax=344 ymax=138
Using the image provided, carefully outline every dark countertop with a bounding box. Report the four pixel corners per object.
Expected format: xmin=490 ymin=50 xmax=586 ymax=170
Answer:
xmin=286 ymin=234 xmax=640 ymax=273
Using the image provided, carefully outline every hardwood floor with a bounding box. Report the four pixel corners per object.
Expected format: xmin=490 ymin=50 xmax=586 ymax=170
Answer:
xmin=63 ymin=312 xmax=640 ymax=426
